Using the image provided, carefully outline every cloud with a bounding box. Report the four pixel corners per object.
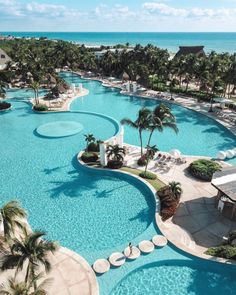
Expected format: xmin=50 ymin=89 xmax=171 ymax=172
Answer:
xmin=142 ymin=2 xmax=236 ymax=18
xmin=94 ymin=4 xmax=136 ymax=21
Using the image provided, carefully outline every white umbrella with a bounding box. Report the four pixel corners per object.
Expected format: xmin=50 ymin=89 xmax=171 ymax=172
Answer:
xmin=169 ymin=149 xmax=181 ymax=157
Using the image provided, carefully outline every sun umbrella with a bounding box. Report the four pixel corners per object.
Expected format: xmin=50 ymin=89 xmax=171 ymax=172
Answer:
xmin=169 ymin=149 xmax=181 ymax=157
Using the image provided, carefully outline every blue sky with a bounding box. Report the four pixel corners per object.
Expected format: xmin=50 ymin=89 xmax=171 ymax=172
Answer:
xmin=1 ymin=0 xmax=236 ymax=32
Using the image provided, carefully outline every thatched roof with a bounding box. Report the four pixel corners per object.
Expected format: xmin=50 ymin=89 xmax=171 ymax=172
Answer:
xmin=175 ymin=46 xmax=205 ymax=58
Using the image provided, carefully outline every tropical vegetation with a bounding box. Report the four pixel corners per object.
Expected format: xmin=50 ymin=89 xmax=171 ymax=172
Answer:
xmin=189 ymin=159 xmax=221 ymax=181
xmin=0 ymin=201 xmax=27 ymax=241
xmin=1 ymin=38 xmax=235 ymax=110
xmin=0 ymin=201 xmax=58 ymax=295
xmin=158 ymin=181 xmax=183 ymax=221
xmin=106 ymin=144 xmax=126 ymax=169
xmin=121 ymin=103 xmax=178 ymax=173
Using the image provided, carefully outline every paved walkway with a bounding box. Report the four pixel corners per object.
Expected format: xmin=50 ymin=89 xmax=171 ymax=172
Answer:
xmin=0 ymin=247 xmax=99 ymax=295
xmin=124 ymin=145 xmax=236 ymax=256
xmin=77 ymin=70 xmax=236 ymax=137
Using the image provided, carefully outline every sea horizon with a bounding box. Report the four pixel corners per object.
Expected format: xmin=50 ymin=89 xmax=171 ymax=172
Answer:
xmin=1 ymin=31 xmax=236 ymax=53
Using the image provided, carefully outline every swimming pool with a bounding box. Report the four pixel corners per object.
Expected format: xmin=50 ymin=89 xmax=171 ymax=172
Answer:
xmin=110 ymin=260 xmax=236 ymax=295
xmin=61 ymin=72 xmax=236 ymax=165
xmin=2 ymin=79 xmax=236 ymax=294
xmin=0 ymin=98 xmax=155 ymax=262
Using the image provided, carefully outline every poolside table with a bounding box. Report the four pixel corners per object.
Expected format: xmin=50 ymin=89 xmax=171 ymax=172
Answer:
xmin=212 ymin=166 xmax=236 ymax=221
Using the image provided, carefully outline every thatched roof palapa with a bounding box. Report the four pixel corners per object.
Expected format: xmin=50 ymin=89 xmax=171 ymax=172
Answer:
xmin=175 ymin=46 xmax=206 ymax=58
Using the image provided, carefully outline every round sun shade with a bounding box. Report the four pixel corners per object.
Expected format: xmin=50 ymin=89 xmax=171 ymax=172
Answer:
xmin=36 ymin=121 xmax=83 ymax=138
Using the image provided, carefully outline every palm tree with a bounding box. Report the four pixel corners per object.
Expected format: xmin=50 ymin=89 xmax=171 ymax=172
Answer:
xmin=0 ymin=231 xmax=58 ymax=291
xmin=146 ymin=104 xmax=178 ymax=147
xmin=0 ymin=273 xmax=51 ymax=295
xmin=84 ymin=134 xmax=95 ymax=151
xmin=121 ymin=108 xmax=151 ymax=156
xmin=30 ymin=82 xmax=40 ymax=105
xmin=169 ymin=181 xmax=182 ymax=200
xmin=106 ymin=145 xmax=126 ymax=162
xmin=0 ymin=201 xmax=27 ymax=241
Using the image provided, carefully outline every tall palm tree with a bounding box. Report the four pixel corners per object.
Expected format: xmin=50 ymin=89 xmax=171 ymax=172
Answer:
xmin=30 ymin=82 xmax=40 ymax=105
xmin=121 ymin=108 xmax=151 ymax=156
xmin=0 ymin=231 xmax=58 ymax=291
xmin=146 ymin=104 xmax=178 ymax=147
xmin=0 ymin=201 xmax=27 ymax=241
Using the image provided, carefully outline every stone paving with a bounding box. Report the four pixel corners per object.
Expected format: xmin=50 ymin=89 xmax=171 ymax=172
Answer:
xmin=0 ymin=247 xmax=99 ymax=295
xmin=125 ymin=145 xmax=236 ymax=256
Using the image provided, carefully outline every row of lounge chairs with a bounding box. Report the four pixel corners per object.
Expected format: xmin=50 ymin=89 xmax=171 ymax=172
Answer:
xmin=154 ymin=153 xmax=187 ymax=169
xmin=214 ymin=110 xmax=236 ymax=124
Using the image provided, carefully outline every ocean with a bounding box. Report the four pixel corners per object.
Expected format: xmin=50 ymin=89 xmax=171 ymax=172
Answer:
xmin=1 ymin=32 xmax=236 ymax=53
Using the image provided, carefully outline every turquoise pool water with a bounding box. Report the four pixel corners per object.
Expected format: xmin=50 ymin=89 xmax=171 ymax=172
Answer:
xmin=1 ymin=80 xmax=236 ymax=295
xmin=0 ymin=98 xmax=155 ymax=261
xmin=110 ymin=260 xmax=236 ymax=295
xmin=62 ymin=72 xmax=236 ymax=164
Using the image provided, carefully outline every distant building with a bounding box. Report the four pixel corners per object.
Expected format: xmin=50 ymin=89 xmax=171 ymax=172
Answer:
xmin=94 ymin=48 xmax=133 ymax=59
xmin=175 ymin=46 xmax=206 ymax=59
xmin=0 ymin=48 xmax=11 ymax=70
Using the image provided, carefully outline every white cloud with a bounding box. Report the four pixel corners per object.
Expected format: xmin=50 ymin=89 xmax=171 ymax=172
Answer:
xmin=94 ymin=4 xmax=136 ymax=21
xmin=142 ymin=2 xmax=236 ymax=18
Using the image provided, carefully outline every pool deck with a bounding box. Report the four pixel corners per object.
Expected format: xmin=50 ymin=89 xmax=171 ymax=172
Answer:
xmin=0 ymin=247 xmax=99 ymax=295
xmin=124 ymin=145 xmax=236 ymax=261
xmin=76 ymin=70 xmax=236 ymax=137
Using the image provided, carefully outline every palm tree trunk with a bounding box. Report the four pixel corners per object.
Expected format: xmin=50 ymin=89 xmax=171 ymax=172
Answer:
xmin=139 ymin=130 xmax=143 ymax=156
xmin=25 ymin=263 xmax=31 ymax=284
xmin=147 ymin=129 xmax=154 ymax=147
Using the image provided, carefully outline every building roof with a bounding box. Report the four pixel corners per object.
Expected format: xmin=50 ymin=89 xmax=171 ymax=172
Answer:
xmin=212 ymin=166 xmax=236 ymax=202
xmin=0 ymin=48 xmax=11 ymax=66
xmin=175 ymin=46 xmax=205 ymax=58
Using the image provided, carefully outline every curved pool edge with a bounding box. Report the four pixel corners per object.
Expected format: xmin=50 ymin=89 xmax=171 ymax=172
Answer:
xmin=77 ymin=151 xmax=236 ymax=267
xmin=71 ymin=70 xmax=236 ymax=140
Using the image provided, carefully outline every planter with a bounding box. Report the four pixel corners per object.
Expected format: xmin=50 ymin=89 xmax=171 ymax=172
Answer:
xmin=107 ymin=160 xmax=123 ymax=169
xmin=81 ymin=152 xmax=98 ymax=163
xmin=0 ymin=102 xmax=11 ymax=112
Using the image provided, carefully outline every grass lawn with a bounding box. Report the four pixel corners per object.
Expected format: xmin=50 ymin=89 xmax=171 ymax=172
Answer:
xmin=121 ymin=167 xmax=165 ymax=191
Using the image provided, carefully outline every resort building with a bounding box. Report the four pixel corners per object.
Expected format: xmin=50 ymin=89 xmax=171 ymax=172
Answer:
xmin=0 ymin=48 xmax=11 ymax=70
xmin=174 ymin=46 xmax=206 ymax=58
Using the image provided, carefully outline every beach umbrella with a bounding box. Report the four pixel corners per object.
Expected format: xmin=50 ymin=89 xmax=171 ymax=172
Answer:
xmin=108 ymin=77 xmax=116 ymax=81
xmin=169 ymin=149 xmax=181 ymax=157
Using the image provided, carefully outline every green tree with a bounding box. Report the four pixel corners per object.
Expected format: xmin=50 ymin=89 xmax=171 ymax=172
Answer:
xmin=121 ymin=108 xmax=151 ymax=156
xmin=0 ymin=201 xmax=27 ymax=241
xmin=0 ymin=231 xmax=58 ymax=291
xmin=84 ymin=134 xmax=95 ymax=151
xmin=106 ymin=144 xmax=125 ymax=162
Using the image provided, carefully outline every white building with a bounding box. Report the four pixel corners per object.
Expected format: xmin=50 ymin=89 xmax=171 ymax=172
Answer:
xmin=0 ymin=48 xmax=11 ymax=70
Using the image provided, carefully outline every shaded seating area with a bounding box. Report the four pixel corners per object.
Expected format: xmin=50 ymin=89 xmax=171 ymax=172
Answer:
xmin=212 ymin=166 xmax=236 ymax=221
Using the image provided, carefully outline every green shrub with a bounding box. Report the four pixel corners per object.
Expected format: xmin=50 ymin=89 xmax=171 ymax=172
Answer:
xmin=0 ymin=101 xmax=11 ymax=110
xmin=33 ymin=104 xmax=48 ymax=112
xmin=107 ymin=160 xmax=123 ymax=169
xmin=137 ymin=155 xmax=147 ymax=166
xmin=87 ymin=142 xmax=100 ymax=152
xmin=139 ymin=171 xmax=157 ymax=180
xmin=189 ymin=159 xmax=221 ymax=181
xmin=206 ymin=245 xmax=236 ymax=260
xmin=81 ymin=152 xmax=98 ymax=163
